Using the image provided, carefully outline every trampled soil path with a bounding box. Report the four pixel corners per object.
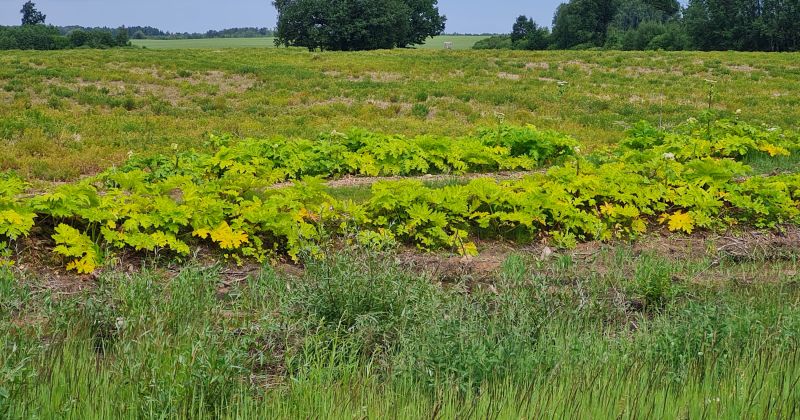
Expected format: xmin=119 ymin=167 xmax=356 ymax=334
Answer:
xmin=269 ymin=170 xmax=546 ymax=190
xmin=394 ymin=226 xmax=800 ymax=285
xmin=11 ymin=226 xmax=798 ymax=302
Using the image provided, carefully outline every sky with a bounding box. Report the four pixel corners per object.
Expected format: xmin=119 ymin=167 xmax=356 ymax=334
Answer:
xmin=0 ymin=0 xmax=565 ymax=34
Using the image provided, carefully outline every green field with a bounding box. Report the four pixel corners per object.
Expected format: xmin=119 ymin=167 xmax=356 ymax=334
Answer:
xmin=2 ymin=48 xmax=798 ymax=181
xmin=131 ymin=35 xmax=488 ymax=50
xmin=133 ymin=37 xmax=279 ymax=49
xmin=2 ymin=46 xmax=800 ymax=418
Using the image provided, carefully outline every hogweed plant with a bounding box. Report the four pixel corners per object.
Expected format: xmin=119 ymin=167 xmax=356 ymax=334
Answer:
xmin=0 ymin=117 xmax=798 ymax=273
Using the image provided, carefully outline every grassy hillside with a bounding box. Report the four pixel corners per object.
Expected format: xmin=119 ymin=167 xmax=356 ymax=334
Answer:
xmin=2 ymin=48 xmax=798 ymax=181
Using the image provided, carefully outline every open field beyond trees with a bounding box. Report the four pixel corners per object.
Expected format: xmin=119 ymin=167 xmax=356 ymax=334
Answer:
xmin=131 ymin=35 xmax=488 ymax=50
xmin=1 ymin=46 xmax=800 ymax=418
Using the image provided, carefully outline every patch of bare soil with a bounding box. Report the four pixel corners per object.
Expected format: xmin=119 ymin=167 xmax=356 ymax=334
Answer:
xmin=716 ymin=227 xmax=800 ymax=262
xmin=127 ymin=66 xmax=163 ymax=78
xmin=10 ymin=236 xmax=93 ymax=296
xmin=45 ymin=78 xmax=186 ymax=106
xmin=631 ymin=231 xmax=713 ymax=260
xmin=347 ymin=72 xmax=404 ymax=83
xmin=133 ymin=83 xmax=184 ymax=105
xmin=9 ymin=226 xmax=799 ymax=301
xmin=395 ymin=242 xmax=517 ymax=283
xmin=498 ymin=72 xmax=521 ymax=81
xmin=726 ymin=64 xmax=758 ymax=73
xmin=184 ymin=70 xmax=257 ymax=94
xmin=391 ymin=227 xmax=800 ymax=285
xmin=310 ymin=97 xmax=355 ymax=107
xmin=560 ymin=60 xmax=597 ymax=72
xmin=364 ymin=99 xmax=412 ymax=111
xmin=449 ymin=69 xmax=465 ymax=78
xmin=537 ymin=77 xmax=560 ymax=83
xmin=526 ymin=62 xmax=550 ymax=70
xmin=269 ymin=170 xmax=544 ymax=190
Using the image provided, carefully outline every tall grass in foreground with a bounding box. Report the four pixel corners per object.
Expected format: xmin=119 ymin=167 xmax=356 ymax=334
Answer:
xmin=1 ymin=248 xmax=799 ymax=418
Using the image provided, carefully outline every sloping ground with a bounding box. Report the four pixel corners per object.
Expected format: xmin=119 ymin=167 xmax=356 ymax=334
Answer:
xmin=3 ymin=49 xmax=800 ymax=180
xmin=2 ymin=118 xmax=798 ymax=278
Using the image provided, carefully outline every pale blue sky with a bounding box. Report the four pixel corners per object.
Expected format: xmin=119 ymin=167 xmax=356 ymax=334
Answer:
xmin=0 ymin=0 xmax=567 ymax=33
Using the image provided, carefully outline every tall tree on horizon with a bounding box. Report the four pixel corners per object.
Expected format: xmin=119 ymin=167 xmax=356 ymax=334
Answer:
xmin=20 ymin=1 xmax=46 ymax=25
xmin=511 ymin=15 xmax=535 ymax=43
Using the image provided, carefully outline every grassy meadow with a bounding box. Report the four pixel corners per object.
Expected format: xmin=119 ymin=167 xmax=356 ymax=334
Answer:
xmin=3 ymin=246 xmax=800 ymax=418
xmin=2 ymin=45 xmax=800 ymax=418
xmin=1 ymin=48 xmax=799 ymax=180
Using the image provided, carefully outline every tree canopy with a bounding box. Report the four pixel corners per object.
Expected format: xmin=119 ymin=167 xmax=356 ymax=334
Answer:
xmin=20 ymin=1 xmax=46 ymax=25
xmin=508 ymin=15 xmax=551 ymax=50
xmin=3 ymin=2 xmax=131 ymax=52
xmin=479 ymin=0 xmax=799 ymax=52
xmin=551 ymin=0 xmax=616 ymax=49
xmin=273 ymin=0 xmax=446 ymax=51
xmin=684 ymin=0 xmax=800 ymax=51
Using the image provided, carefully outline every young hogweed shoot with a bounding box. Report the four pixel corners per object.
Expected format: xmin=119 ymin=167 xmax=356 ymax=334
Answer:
xmin=703 ymin=79 xmax=718 ymax=139
xmin=557 ymin=80 xmax=568 ymax=97
xmin=704 ymin=79 xmax=717 ymax=111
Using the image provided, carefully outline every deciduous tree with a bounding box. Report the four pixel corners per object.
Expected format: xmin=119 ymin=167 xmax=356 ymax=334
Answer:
xmin=273 ymin=0 xmax=445 ymax=51
xmin=20 ymin=1 xmax=46 ymax=25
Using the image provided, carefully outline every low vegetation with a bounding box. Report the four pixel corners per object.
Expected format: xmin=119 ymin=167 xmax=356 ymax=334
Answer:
xmin=1 ymin=117 xmax=797 ymax=274
xmin=2 ymin=48 xmax=799 ymax=180
xmin=2 ymin=19 xmax=799 ymax=415
xmin=2 ymin=245 xmax=799 ymax=417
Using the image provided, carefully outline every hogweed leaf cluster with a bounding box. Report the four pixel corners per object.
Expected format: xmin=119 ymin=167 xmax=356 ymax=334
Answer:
xmin=0 ymin=118 xmax=798 ymax=273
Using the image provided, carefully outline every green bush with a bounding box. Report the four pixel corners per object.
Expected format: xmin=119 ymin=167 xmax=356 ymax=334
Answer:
xmin=411 ymin=103 xmax=430 ymax=118
xmin=472 ymin=35 xmax=513 ymax=50
xmin=0 ymin=25 xmax=67 ymax=50
xmin=0 ymin=25 xmax=130 ymax=50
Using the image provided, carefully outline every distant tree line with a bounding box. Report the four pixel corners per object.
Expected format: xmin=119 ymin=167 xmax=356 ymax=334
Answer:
xmin=1 ymin=1 xmax=276 ymax=50
xmin=127 ymin=27 xmax=275 ymax=40
xmin=475 ymin=0 xmax=800 ymax=52
xmin=0 ymin=25 xmax=277 ymax=50
xmin=0 ymin=2 xmax=130 ymax=50
xmin=0 ymin=25 xmax=130 ymax=50
xmin=56 ymin=26 xmax=275 ymax=40
xmin=442 ymin=32 xmax=501 ymax=36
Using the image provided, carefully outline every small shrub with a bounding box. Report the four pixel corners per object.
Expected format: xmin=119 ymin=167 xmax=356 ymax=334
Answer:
xmin=630 ymin=255 xmax=681 ymax=311
xmin=411 ymin=103 xmax=429 ymax=118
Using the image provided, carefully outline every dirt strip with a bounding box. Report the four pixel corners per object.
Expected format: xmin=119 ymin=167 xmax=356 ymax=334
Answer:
xmin=269 ymin=170 xmax=546 ymax=190
xmin=12 ymin=226 xmax=798 ymax=299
